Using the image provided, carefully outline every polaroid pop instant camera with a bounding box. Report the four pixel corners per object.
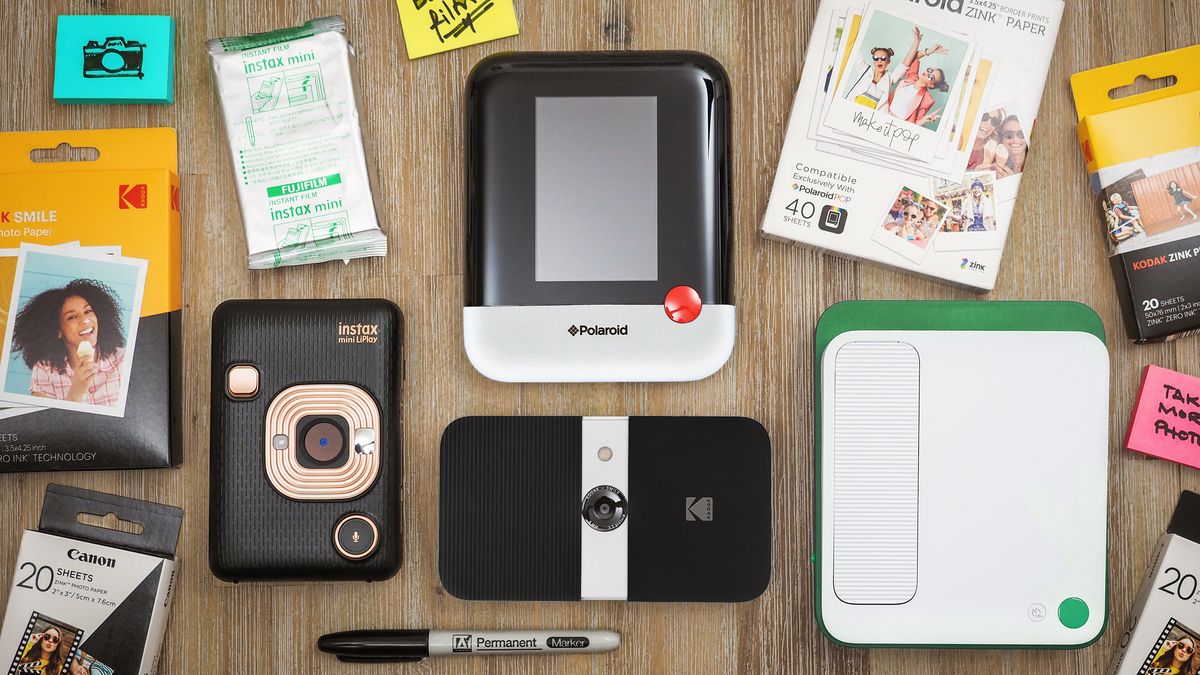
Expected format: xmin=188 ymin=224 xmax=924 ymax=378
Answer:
xmin=815 ymin=301 xmax=1109 ymax=647
xmin=439 ymin=416 xmax=771 ymax=601
xmin=463 ymin=52 xmax=735 ymax=382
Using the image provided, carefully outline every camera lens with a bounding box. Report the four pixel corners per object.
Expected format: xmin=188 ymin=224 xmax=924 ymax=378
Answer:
xmin=582 ymin=485 xmax=627 ymax=532
xmin=297 ymin=416 xmax=349 ymax=468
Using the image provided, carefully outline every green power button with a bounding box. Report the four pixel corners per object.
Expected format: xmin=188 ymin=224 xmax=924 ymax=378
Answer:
xmin=1058 ymin=597 xmax=1089 ymax=629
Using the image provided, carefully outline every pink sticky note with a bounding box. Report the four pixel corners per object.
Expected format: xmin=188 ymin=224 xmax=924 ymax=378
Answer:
xmin=1126 ymin=365 xmax=1200 ymax=468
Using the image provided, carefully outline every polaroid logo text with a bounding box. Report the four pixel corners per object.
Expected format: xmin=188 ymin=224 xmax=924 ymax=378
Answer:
xmin=337 ymin=322 xmax=380 ymax=344
xmin=68 ymin=548 xmax=116 ymax=568
xmin=0 ymin=210 xmax=58 ymax=223
xmin=792 ymin=183 xmax=853 ymax=203
xmin=568 ymin=324 xmax=629 ymax=336
xmin=547 ymin=637 xmax=590 ymax=649
xmin=910 ymin=0 xmax=963 ymax=14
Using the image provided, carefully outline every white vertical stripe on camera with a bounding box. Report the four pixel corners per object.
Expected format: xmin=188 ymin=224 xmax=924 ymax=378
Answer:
xmin=580 ymin=416 xmax=629 ymax=600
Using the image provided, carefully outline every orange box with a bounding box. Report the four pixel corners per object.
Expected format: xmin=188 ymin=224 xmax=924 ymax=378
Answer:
xmin=0 ymin=128 xmax=181 ymax=471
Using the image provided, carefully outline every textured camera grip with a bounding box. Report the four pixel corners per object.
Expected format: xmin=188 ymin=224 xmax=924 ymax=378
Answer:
xmin=439 ymin=416 xmax=582 ymax=600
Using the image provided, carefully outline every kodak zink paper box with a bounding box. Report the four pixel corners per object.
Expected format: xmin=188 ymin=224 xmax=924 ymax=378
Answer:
xmin=0 ymin=128 xmax=182 ymax=472
xmin=761 ymin=0 xmax=1064 ymax=291
xmin=1 ymin=484 xmax=182 ymax=675
xmin=1071 ymin=45 xmax=1200 ymax=343
xmin=1109 ymin=491 xmax=1200 ymax=675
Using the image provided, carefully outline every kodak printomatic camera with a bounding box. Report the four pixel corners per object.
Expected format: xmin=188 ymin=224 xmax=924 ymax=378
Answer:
xmin=463 ymin=52 xmax=735 ymax=382
xmin=439 ymin=416 xmax=771 ymax=601
xmin=209 ymin=299 xmax=403 ymax=582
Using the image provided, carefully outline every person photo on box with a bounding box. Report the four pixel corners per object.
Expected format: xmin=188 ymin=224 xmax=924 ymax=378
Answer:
xmin=1167 ymin=180 xmax=1198 ymax=221
xmin=979 ymin=114 xmax=1028 ymax=178
xmin=879 ymin=28 xmax=950 ymax=128
xmin=887 ymin=201 xmax=927 ymax=242
xmin=1151 ymin=636 xmax=1198 ymax=675
xmin=1107 ymin=192 xmax=1145 ymax=243
xmin=960 ymin=178 xmax=995 ymax=232
xmin=843 ymin=27 xmax=934 ymax=110
xmin=922 ymin=199 xmax=943 ymax=232
xmin=16 ymin=627 xmax=67 ymax=675
xmin=967 ymin=112 xmax=1001 ymax=169
xmin=11 ymin=279 xmax=126 ymax=407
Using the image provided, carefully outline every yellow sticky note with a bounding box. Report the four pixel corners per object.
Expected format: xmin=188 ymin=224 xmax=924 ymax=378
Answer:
xmin=396 ymin=0 xmax=520 ymax=59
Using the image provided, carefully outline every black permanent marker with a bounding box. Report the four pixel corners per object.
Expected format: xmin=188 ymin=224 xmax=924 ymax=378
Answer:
xmin=318 ymin=629 xmax=620 ymax=663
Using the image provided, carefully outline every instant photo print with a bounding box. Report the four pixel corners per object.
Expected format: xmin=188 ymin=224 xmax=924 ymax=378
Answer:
xmin=464 ymin=52 xmax=735 ymax=382
xmin=0 ymin=484 xmax=182 ymax=675
xmin=209 ymin=299 xmax=403 ymax=582
xmin=932 ymin=171 xmax=1002 ymax=250
xmin=439 ymin=416 xmax=771 ymax=602
xmin=815 ymin=301 xmax=1109 ymax=647
xmin=762 ymin=0 xmax=1063 ymax=292
xmin=0 ymin=129 xmax=181 ymax=472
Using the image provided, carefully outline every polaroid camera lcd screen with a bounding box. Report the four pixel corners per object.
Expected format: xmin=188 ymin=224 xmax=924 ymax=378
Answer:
xmin=534 ymin=96 xmax=658 ymax=282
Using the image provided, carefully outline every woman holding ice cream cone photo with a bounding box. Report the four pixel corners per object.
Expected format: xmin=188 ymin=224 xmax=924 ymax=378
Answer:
xmin=10 ymin=278 xmax=127 ymax=406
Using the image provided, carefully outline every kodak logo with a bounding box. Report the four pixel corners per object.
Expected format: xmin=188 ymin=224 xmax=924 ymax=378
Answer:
xmin=119 ymin=184 xmax=148 ymax=209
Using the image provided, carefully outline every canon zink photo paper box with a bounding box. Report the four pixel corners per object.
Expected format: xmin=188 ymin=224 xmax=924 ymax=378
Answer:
xmin=760 ymin=0 xmax=1064 ymax=291
xmin=1109 ymin=491 xmax=1200 ymax=675
xmin=0 ymin=129 xmax=182 ymax=471
xmin=0 ymin=484 xmax=182 ymax=675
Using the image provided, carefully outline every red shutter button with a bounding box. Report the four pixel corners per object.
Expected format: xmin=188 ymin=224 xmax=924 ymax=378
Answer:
xmin=664 ymin=285 xmax=702 ymax=323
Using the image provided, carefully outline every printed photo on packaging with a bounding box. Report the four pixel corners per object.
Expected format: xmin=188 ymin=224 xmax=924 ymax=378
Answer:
xmin=823 ymin=5 xmax=976 ymax=162
xmin=0 ymin=245 xmax=146 ymax=418
xmin=933 ymin=171 xmax=1002 ymax=251
xmin=0 ymin=245 xmax=121 ymax=422
xmin=1127 ymin=162 xmax=1200 ymax=235
xmin=10 ymin=612 xmax=83 ymax=675
xmin=965 ymin=101 xmax=1030 ymax=181
xmin=870 ymin=185 xmax=947 ymax=263
xmin=810 ymin=7 xmax=994 ymax=185
xmin=1141 ymin=618 xmax=1200 ymax=675
xmin=1097 ymin=148 xmax=1200 ymax=256
xmin=68 ymin=650 xmax=113 ymax=675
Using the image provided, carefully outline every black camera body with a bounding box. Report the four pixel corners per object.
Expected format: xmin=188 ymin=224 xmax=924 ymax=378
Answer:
xmin=439 ymin=416 xmax=772 ymax=601
xmin=82 ymin=36 xmax=146 ymax=79
xmin=209 ymin=299 xmax=403 ymax=582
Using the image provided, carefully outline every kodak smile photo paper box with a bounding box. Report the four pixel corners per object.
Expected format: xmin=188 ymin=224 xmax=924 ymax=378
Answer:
xmin=0 ymin=129 xmax=182 ymax=471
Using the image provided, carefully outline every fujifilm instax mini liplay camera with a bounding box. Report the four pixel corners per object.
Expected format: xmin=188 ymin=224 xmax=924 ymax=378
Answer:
xmin=209 ymin=299 xmax=403 ymax=582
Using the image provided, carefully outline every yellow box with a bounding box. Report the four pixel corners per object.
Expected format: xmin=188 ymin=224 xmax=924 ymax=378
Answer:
xmin=1071 ymin=46 xmax=1200 ymax=343
xmin=0 ymin=128 xmax=181 ymax=470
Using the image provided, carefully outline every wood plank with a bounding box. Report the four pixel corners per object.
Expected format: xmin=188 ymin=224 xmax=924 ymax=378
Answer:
xmin=0 ymin=0 xmax=1196 ymax=672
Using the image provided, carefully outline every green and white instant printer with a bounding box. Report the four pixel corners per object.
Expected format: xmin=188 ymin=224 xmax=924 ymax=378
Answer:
xmin=814 ymin=301 xmax=1109 ymax=648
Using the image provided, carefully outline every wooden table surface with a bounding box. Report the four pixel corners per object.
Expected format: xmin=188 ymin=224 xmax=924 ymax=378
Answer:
xmin=1 ymin=0 xmax=1198 ymax=672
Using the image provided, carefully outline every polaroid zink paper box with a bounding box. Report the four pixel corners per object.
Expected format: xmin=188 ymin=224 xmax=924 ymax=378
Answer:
xmin=1109 ymin=491 xmax=1200 ymax=675
xmin=0 ymin=129 xmax=181 ymax=472
xmin=1071 ymin=46 xmax=1200 ymax=343
xmin=761 ymin=0 xmax=1064 ymax=291
xmin=1 ymin=484 xmax=182 ymax=675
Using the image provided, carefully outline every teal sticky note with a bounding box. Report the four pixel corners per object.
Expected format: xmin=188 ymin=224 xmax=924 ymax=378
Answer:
xmin=53 ymin=15 xmax=176 ymax=104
